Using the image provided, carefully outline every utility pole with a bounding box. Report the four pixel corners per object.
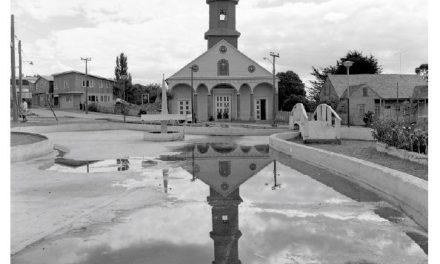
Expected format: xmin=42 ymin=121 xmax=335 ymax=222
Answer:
xmin=396 ymin=81 xmax=399 ymax=122
xmin=190 ymin=65 xmax=199 ymax=124
xmin=270 ymin=52 xmax=279 ymax=127
xmin=81 ymin=57 xmax=91 ymax=114
xmin=18 ymin=40 xmax=22 ymax=104
xmin=264 ymin=52 xmax=279 ymax=127
xmin=343 ymin=61 xmax=354 ymax=127
xmin=10 ymin=14 xmax=18 ymax=122
xmin=396 ymin=51 xmax=406 ymax=122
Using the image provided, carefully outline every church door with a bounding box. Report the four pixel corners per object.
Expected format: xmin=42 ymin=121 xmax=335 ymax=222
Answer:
xmin=215 ymin=95 xmax=231 ymax=121
xmin=255 ymin=98 xmax=267 ymax=121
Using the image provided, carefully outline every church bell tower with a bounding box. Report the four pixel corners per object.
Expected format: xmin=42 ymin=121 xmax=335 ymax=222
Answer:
xmin=205 ymin=0 xmax=241 ymax=49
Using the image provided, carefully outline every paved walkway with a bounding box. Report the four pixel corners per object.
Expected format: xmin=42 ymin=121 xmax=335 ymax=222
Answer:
xmin=24 ymin=108 xmax=289 ymax=129
xmin=30 ymin=108 xmax=141 ymax=122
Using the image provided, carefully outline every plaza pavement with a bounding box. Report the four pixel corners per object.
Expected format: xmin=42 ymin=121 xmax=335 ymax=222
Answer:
xmin=21 ymin=107 xmax=290 ymax=130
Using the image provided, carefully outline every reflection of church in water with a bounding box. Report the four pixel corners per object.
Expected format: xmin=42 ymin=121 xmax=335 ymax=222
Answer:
xmin=184 ymin=143 xmax=275 ymax=264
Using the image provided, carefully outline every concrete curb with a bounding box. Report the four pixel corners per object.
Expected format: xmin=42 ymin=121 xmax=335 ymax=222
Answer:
xmin=269 ymin=131 xmax=428 ymax=231
xmin=143 ymin=131 xmax=185 ymax=141
xmin=376 ymin=142 xmax=428 ymax=165
xmin=11 ymin=122 xmax=288 ymax=136
xmin=11 ymin=133 xmax=54 ymax=162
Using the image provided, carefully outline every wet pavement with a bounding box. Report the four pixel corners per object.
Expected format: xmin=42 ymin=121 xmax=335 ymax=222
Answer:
xmin=12 ymin=139 xmax=428 ymax=264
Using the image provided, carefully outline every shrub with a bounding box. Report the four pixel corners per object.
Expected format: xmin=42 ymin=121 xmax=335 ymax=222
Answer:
xmin=208 ymin=116 xmax=214 ymax=122
xmin=363 ymin=111 xmax=374 ymax=127
xmin=371 ymin=119 xmax=428 ymax=154
xmin=88 ymin=103 xmax=98 ymax=112
xmin=138 ymin=109 xmax=147 ymax=116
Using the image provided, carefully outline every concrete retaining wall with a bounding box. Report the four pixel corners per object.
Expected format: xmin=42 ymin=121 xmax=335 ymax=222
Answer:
xmin=11 ymin=122 xmax=287 ymax=136
xmin=269 ymin=132 xmax=428 ymax=231
xmin=11 ymin=134 xmax=54 ymax=162
xmin=376 ymin=142 xmax=428 ymax=165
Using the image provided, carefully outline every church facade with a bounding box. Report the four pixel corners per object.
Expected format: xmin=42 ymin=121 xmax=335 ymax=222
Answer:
xmin=167 ymin=0 xmax=278 ymax=122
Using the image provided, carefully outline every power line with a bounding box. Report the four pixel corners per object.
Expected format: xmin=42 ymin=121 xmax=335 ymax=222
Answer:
xmin=15 ymin=22 xmax=49 ymax=39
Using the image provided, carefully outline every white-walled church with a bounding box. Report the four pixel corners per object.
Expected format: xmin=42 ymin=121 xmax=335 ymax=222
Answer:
xmin=167 ymin=0 xmax=278 ymax=122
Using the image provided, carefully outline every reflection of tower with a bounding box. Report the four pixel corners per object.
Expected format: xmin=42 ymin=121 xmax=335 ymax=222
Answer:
xmin=184 ymin=142 xmax=272 ymax=264
xmin=208 ymin=186 xmax=242 ymax=264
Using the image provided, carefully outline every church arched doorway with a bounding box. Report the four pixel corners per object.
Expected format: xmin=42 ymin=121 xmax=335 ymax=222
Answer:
xmin=211 ymin=84 xmax=237 ymax=121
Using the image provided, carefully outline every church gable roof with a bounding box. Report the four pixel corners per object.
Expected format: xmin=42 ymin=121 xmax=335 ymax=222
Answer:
xmin=168 ymin=39 xmax=273 ymax=80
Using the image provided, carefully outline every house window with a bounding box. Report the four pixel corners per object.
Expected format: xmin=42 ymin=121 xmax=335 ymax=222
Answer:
xmin=219 ymin=10 xmax=227 ymax=21
xmin=101 ymin=96 xmax=103 ymax=102
xmin=358 ymin=104 xmax=365 ymax=118
xmin=66 ymin=95 xmax=71 ymax=102
xmin=64 ymin=81 xmax=69 ymax=89
xmin=218 ymin=59 xmax=229 ymax=76
xmin=363 ymin=87 xmax=368 ymax=97
xmin=83 ymin=80 xmax=93 ymax=87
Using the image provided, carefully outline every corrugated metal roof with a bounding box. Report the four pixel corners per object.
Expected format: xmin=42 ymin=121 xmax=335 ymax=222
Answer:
xmin=412 ymin=85 xmax=428 ymax=99
xmin=39 ymin=75 xmax=54 ymax=81
xmin=52 ymin=70 xmax=114 ymax=82
xmin=327 ymin=74 xmax=428 ymax=99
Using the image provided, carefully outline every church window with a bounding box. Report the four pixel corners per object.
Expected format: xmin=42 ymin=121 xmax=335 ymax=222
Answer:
xmin=218 ymin=59 xmax=229 ymax=76
xmin=219 ymin=10 xmax=227 ymax=21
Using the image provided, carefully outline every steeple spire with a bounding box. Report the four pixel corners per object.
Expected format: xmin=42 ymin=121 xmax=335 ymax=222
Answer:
xmin=205 ymin=0 xmax=241 ymax=49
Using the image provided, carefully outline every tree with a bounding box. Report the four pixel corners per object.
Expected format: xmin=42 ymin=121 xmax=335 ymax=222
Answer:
xmin=415 ymin=63 xmax=428 ymax=81
xmin=115 ymin=53 xmax=128 ymax=81
xmin=276 ymin=71 xmax=307 ymax=111
xmin=114 ymin=53 xmax=131 ymax=100
xmin=309 ymin=50 xmax=382 ymax=105
xmin=125 ymin=83 xmax=161 ymax=105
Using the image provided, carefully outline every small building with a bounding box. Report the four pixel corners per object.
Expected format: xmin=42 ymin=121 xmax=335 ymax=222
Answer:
xmin=412 ymin=85 xmax=428 ymax=128
xmin=53 ymin=71 xmax=115 ymax=109
xmin=11 ymin=76 xmax=38 ymax=104
xmin=320 ymin=74 xmax=428 ymax=125
xmin=32 ymin=75 xmax=54 ymax=107
xmin=167 ymin=0 xmax=278 ymax=122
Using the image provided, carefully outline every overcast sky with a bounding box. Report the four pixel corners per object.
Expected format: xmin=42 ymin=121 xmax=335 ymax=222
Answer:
xmin=11 ymin=0 xmax=428 ymax=88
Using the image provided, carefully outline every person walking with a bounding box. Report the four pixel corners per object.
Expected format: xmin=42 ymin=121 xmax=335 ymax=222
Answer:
xmin=20 ymin=98 xmax=28 ymax=122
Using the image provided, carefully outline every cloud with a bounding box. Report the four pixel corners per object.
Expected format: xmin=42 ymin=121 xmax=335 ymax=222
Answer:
xmin=256 ymin=0 xmax=332 ymax=8
xmin=12 ymin=0 xmax=428 ymax=86
xmin=323 ymin=12 xmax=348 ymax=22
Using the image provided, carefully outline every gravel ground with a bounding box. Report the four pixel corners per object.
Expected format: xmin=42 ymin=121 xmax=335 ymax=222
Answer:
xmin=296 ymin=140 xmax=428 ymax=181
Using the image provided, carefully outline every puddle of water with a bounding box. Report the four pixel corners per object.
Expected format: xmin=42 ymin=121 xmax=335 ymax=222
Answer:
xmin=14 ymin=142 xmax=428 ymax=264
xmin=45 ymin=148 xmax=183 ymax=173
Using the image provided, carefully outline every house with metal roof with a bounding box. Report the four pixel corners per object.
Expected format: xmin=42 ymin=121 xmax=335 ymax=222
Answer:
xmin=31 ymin=75 xmax=54 ymax=107
xmin=11 ymin=76 xmax=38 ymax=103
xmin=320 ymin=74 xmax=428 ymax=125
xmin=52 ymin=70 xmax=115 ymax=109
